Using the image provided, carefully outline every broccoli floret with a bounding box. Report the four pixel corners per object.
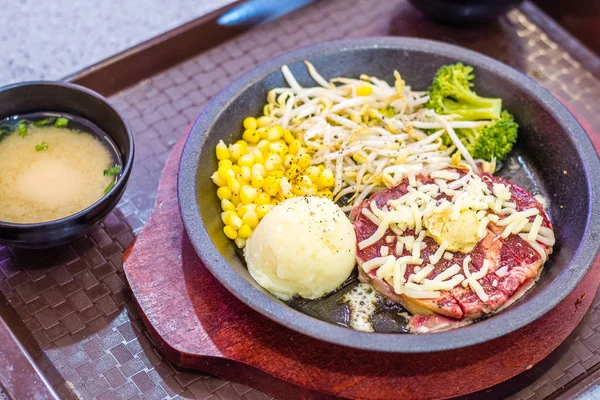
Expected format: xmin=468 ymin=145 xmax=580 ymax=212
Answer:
xmin=426 ymin=63 xmax=502 ymax=120
xmin=456 ymin=111 xmax=518 ymax=161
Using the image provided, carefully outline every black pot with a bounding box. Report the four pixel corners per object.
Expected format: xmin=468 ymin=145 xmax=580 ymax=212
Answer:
xmin=178 ymin=37 xmax=600 ymax=352
xmin=0 ymin=82 xmax=134 ymax=248
xmin=408 ymin=0 xmax=525 ymax=25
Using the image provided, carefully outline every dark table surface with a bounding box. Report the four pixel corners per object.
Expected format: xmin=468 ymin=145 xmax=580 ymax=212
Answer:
xmin=534 ymin=0 xmax=600 ymax=56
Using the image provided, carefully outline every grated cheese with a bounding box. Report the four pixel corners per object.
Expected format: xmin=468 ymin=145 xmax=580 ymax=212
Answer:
xmin=411 ymin=264 xmax=434 ymax=283
xmin=395 ymin=240 xmax=404 ymax=255
xmin=361 ymin=208 xmax=381 ymax=225
xmin=430 ymin=170 xmax=461 ymax=180
xmin=402 ymin=287 xmax=441 ymax=299
xmin=376 ymin=256 xmax=396 ymax=280
xmin=527 ymin=215 xmax=544 ymax=243
xmin=429 ymin=240 xmax=449 ymax=265
xmin=380 ymin=246 xmax=389 ymax=257
xmin=362 ymin=256 xmax=394 ymax=273
xmin=393 ymin=259 xmax=408 ymax=294
xmin=433 ymin=264 xmax=461 ymax=282
xmin=461 ymin=255 xmax=489 ymax=302
xmin=422 ymin=274 xmax=465 ymax=290
xmin=518 ymin=233 xmax=548 ymax=261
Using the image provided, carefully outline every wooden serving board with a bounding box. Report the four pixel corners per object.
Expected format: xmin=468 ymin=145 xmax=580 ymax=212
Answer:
xmin=123 ymin=118 xmax=600 ymax=400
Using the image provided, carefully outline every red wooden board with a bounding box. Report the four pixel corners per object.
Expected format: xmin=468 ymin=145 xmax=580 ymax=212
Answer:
xmin=123 ymin=121 xmax=600 ymax=400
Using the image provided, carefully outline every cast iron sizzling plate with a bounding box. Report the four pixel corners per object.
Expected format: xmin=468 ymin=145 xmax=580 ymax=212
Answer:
xmin=178 ymin=37 xmax=600 ymax=352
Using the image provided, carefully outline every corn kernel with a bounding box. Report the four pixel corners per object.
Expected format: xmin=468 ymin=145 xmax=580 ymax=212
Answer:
xmin=257 ymin=116 xmax=271 ymax=128
xmin=252 ymin=149 xmax=265 ymax=164
xmin=297 ymin=153 xmax=311 ymax=169
xmin=283 ymin=129 xmax=295 ymax=144
xmin=221 ymin=198 xmax=236 ymax=212
xmin=262 ymin=176 xmax=279 ymax=196
xmin=221 ymin=210 xmax=237 ymax=225
xmin=282 ymin=154 xmax=295 ymax=169
xmin=309 ymin=184 xmax=319 ymax=195
xmin=256 ymin=192 xmax=271 ymax=205
xmin=238 ymin=224 xmax=252 ymax=239
xmin=231 ymin=192 xmax=240 ymax=206
xmin=267 ymin=170 xmax=284 ymax=178
xmin=292 ymin=184 xmax=308 ymax=196
xmin=232 ymin=165 xmax=241 ymax=174
xmin=317 ymin=168 xmax=335 ymax=188
xmin=234 ymin=175 xmax=248 ymax=187
xmin=288 ymin=139 xmax=302 ymax=155
xmin=241 ymin=166 xmax=252 ymax=182
xmin=257 ymin=139 xmax=270 ymax=154
xmin=279 ymin=177 xmax=292 ymax=196
xmin=251 ymin=174 xmax=263 ymax=188
xmin=211 ymin=172 xmax=227 ymax=187
xmin=218 ymin=166 xmax=234 ymax=181
xmin=319 ymin=189 xmax=334 ymax=200
xmin=242 ymin=129 xmax=260 ymax=144
xmin=218 ymin=159 xmax=233 ymax=169
xmin=267 ymin=126 xmax=284 ymax=141
xmin=243 ymin=117 xmax=257 ymax=130
xmin=269 ymin=141 xmax=288 ymax=155
xmin=227 ymin=178 xmax=241 ymax=194
xmin=242 ymin=211 xmax=259 ymax=228
xmin=240 ymin=186 xmax=259 ymax=204
xmin=229 ymin=143 xmax=243 ymax=161
xmin=285 ymin=163 xmax=301 ymax=180
xmin=256 ymin=204 xmax=273 ymax=219
xmin=265 ymin=154 xmax=282 ymax=171
xmin=356 ymin=84 xmax=373 ymax=96
xmin=296 ymin=175 xmax=312 ymax=187
xmin=237 ymin=204 xmax=256 ymax=218
xmin=235 ymin=237 xmax=247 ymax=248
xmin=257 ymin=128 xmax=268 ymax=140
xmin=252 ymin=164 xmax=266 ymax=176
xmin=223 ymin=226 xmax=237 ymax=240
xmin=228 ymin=214 xmax=243 ymax=230
xmin=217 ymin=186 xmax=232 ymax=200
xmin=216 ymin=140 xmax=230 ymax=160
xmin=305 ymin=166 xmax=320 ymax=183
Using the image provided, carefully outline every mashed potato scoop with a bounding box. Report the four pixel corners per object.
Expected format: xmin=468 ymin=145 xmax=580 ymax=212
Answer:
xmin=244 ymin=196 xmax=357 ymax=300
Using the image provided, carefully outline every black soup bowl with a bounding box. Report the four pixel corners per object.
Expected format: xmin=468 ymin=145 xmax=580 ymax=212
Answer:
xmin=179 ymin=38 xmax=600 ymax=352
xmin=0 ymin=82 xmax=134 ymax=248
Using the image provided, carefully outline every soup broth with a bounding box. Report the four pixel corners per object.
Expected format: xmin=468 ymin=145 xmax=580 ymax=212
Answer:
xmin=0 ymin=115 xmax=119 ymax=224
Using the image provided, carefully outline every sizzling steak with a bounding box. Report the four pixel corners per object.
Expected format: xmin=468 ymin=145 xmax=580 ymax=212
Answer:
xmin=351 ymin=166 xmax=554 ymax=332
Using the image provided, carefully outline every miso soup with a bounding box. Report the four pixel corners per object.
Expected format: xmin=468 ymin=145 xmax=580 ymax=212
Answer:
xmin=0 ymin=114 xmax=122 ymax=224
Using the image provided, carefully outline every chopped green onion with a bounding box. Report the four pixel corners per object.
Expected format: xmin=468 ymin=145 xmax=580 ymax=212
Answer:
xmin=18 ymin=122 xmax=27 ymax=137
xmin=103 ymin=164 xmax=122 ymax=176
xmin=34 ymin=118 xmax=56 ymax=126
xmin=35 ymin=142 xmax=48 ymax=151
xmin=55 ymin=117 xmax=69 ymax=127
xmin=104 ymin=181 xmax=116 ymax=195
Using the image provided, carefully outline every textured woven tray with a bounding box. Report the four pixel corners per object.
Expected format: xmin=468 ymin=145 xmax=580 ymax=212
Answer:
xmin=2 ymin=1 xmax=600 ymax=399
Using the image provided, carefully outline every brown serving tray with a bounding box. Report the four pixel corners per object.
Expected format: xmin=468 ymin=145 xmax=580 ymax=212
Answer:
xmin=3 ymin=1 xmax=600 ymax=399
